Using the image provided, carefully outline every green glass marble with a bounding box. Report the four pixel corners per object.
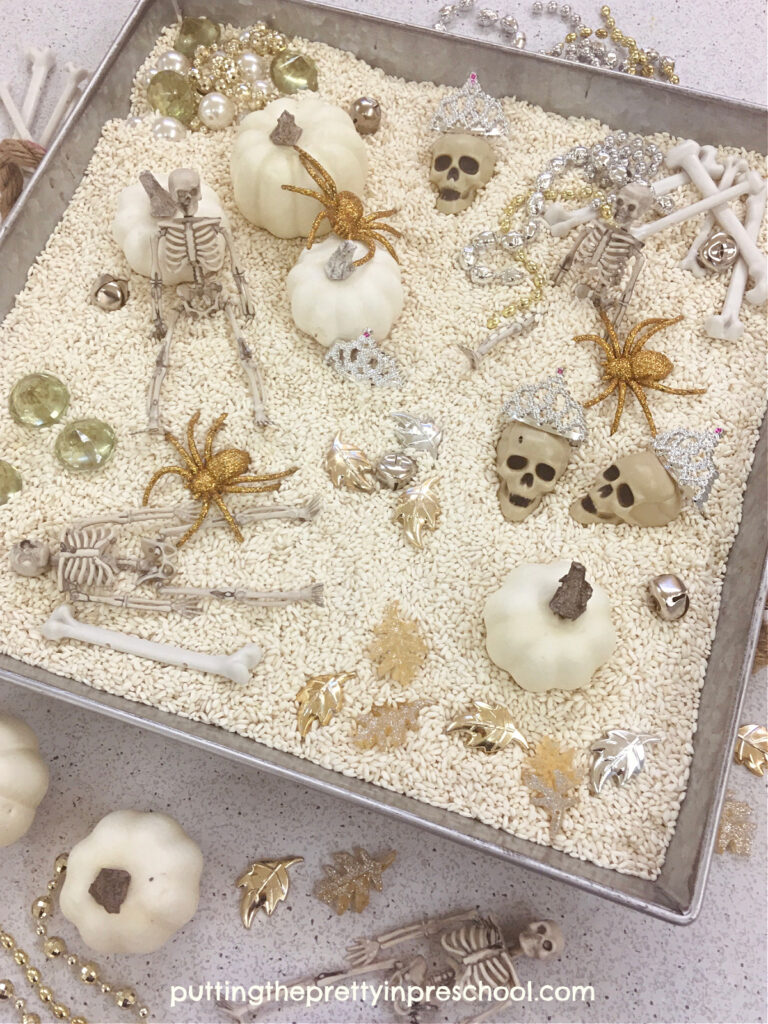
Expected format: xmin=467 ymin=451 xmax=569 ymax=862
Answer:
xmin=270 ymin=52 xmax=318 ymax=94
xmin=54 ymin=419 xmax=117 ymax=472
xmin=0 ymin=460 xmax=22 ymax=505
xmin=175 ymin=16 xmax=221 ymax=57
xmin=9 ymin=372 xmax=69 ymax=428
xmin=146 ymin=70 xmax=197 ymax=126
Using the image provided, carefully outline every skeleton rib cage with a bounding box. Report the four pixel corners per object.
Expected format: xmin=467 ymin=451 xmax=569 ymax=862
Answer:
xmin=158 ymin=216 xmax=226 ymax=280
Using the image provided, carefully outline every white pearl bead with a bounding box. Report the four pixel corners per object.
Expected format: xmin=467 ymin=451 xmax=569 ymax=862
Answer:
xmin=151 ymin=115 xmax=187 ymax=141
xmin=236 ymin=51 xmax=267 ymax=82
xmin=197 ymin=91 xmax=235 ymax=130
xmin=155 ymin=50 xmax=191 ymax=74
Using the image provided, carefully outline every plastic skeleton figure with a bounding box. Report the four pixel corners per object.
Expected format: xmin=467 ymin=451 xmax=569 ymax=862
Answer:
xmin=9 ymin=498 xmax=323 ymax=615
xmin=553 ymin=182 xmax=653 ymax=329
xmin=140 ymin=168 xmax=269 ymax=431
xmin=218 ymin=910 xmax=563 ymax=1024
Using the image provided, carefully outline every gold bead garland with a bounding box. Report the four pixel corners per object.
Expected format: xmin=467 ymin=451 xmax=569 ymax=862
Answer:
xmin=0 ymin=855 xmax=149 ymax=1024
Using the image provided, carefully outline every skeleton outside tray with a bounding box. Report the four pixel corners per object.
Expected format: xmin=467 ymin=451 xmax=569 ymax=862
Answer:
xmin=9 ymin=496 xmax=324 ymax=616
xmin=139 ymin=169 xmax=269 ymax=432
xmin=219 ymin=909 xmax=563 ymax=1024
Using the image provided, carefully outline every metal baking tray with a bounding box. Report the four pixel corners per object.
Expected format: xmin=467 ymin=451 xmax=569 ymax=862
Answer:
xmin=1 ymin=0 xmax=766 ymax=924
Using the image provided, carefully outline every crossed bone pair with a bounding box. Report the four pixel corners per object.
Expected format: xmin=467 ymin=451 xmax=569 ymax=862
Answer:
xmin=0 ymin=46 xmax=88 ymax=149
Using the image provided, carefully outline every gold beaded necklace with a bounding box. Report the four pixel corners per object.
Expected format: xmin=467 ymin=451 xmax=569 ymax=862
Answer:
xmin=0 ymin=855 xmax=149 ymax=1024
xmin=556 ymin=5 xmax=679 ymax=83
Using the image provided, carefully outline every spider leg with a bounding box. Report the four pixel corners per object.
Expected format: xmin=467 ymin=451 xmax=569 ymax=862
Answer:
xmin=186 ymin=411 xmax=204 ymax=468
xmin=164 ymin=430 xmax=198 ymax=473
xmin=351 ymin=238 xmax=376 ymax=267
xmin=582 ymin=379 xmax=618 ymax=408
xmin=628 ymin=315 xmax=684 ymax=355
xmin=595 ymin=305 xmax=621 ymax=357
xmin=306 ymin=209 xmax=330 ymax=250
xmin=628 ymin=380 xmax=657 ymax=435
xmin=212 ymin=492 xmax=244 ymax=543
xmin=292 ymin=147 xmax=338 ymax=199
xmin=363 ymin=209 xmax=398 ymax=223
xmin=221 ymin=482 xmax=284 ymax=495
xmin=644 ymin=382 xmax=707 ymax=396
xmin=367 ymin=222 xmax=402 ymax=237
xmin=574 ymin=332 xmax=614 ymax=360
xmin=176 ymin=498 xmax=210 ymax=548
xmin=232 ymin=466 xmax=298 ymax=484
xmin=204 ymin=413 xmax=229 ymax=462
xmin=280 ymin=185 xmax=326 ymax=203
xmin=143 ymin=466 xmax=193 ymax=505
xmin=610 ymin=382 xmax=628 ymax=434
xmin=364 ymin=230 xmax=400 ymax=264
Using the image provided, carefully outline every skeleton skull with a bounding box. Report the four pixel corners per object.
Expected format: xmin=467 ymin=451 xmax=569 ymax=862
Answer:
xmin=496 ymin=422 xmax=572 ymax=522
xmin=168 ymin=168 xmax=201 ymax=215
xmin=570 ymin=450 xmax=683 ymax=527
xmin=429 ymin=133 xmax=495 ymax=214
xmin=614 ymin=182 xmax=654 ymax=225
xmin=518 ymin=920 xmax=565 ymax=960
xmin=9 ymin=538 xmax=52 ymax=578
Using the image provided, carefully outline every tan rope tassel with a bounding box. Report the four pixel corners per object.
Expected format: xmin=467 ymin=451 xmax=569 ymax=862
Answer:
xmin=0 ymin=138 xmax=45 ymax=218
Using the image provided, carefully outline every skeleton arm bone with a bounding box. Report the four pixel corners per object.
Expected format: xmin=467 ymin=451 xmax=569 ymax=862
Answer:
xmin=149 ymin=231 xmax=166 ymax=338
xmin=222 ymin=225 xmax=255 ymax=319
xmin=610 ymin=248 xmax=645 ymax=331
xmin=553 ymin=224 xmax=591 ymax=285
xmin=346 ymin=910 xmax=479 ymax=966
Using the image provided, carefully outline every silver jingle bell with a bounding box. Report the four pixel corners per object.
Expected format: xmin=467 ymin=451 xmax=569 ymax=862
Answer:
xmin=696 ymin=229 xmax=739 ymax=273
xmin=89 ymin=273 xmax=130 ymax=311
xmin=375 ymin=451 xmax=418 ymax=490
xmin=349 ymin=96 xmax=381 ymax=135
xmin=648 ymin=574 xmax=689 ymax=621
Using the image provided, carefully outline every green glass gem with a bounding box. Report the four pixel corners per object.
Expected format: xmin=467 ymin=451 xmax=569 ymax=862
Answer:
xmin=270 ymin=52 xmax=319 ymax=94
xmin=0 ymin=460 xmax=22 ymax=505
xmin=55 ymin=419 xmax=117 ymax=472
xmin=146 ymin=70 xmax=197 ymax=126
xmin=175 ymin=16 xmax=221 ymax=57
xmin=9 ymin=372 xmax=69 ymax=428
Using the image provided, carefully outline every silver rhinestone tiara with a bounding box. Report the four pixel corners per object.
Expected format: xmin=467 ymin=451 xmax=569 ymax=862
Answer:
xmin=325 ymin=329 xmax=403 ymax=388
xmin=501 ymin=374 xmax=588 ymax=445
xmin=652 ymin=426 xmax=721 ymax=508
xmin=430 ymin=72 xmax=509 ymax=138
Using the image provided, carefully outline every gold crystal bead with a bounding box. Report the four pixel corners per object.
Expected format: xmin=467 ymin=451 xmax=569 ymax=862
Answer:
xmin=31 ymin=897 xmax=53 ymax=920
xmin=101 ymin=984 xmax=112 ymax=994
xmin=35 ymin=926 xmax=46 ymax=937
xmin=175 ymin=16 xmax=221 ymax=57
xmin=54 ymin=855 xmax=68 ymax=876
xmin=270 ymin=51 xmax=318 ymax=93
xmin=0 ymin=933 xmax=15 ymax=950
xmin=25 ymin=967 xmax=41 ymax=985
xmin=114 ymin=989 xmax=136 ymax=1009
xmin=43 ymin=938 xmax=67 ymax=959
xmin=13 ymin=950 xmax=29 ymax=966
xmin=66 ymin=956 xmax=78 ymax=967
xmin=72 ymin=1018 xmax=88 ymax=1024
xmin=23 ymin=1014 xmax=42 ymax=1024
xmin=146 ymin=70 xmax=197 ymax=126
xmin=8 ymin=372 xmax=69 ymax=428
xmin=52 ymin=1004 xmax=69 ymax=1019
xmin=36 ymin=986 xmax=53 ymax=1004
xmin=0 ymin=980 xmax=14 ymax=999
xmin=79 ymin=964 xmax=98 ymax=985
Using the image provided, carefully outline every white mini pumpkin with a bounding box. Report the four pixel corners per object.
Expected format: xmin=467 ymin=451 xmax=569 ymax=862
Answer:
xmin=231 ymin=96 xmax=368 ymax=238
xmin=59 ymin=809 xmax=203 ymax=954
xmin=484 ymin=561 xmax=616 ymax=693
xmin=287 ymin=237 xmax=404 ymax=347
xmin=111 ymin=172 xmax=228 ymax=283
xmin=0 ymin=713 xmax=49 ymax=847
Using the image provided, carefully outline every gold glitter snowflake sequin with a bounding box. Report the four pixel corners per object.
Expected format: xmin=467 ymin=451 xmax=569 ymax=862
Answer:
xmin=353 ymin=701 xmax=430 ymax=751
xmin=367 ymin=601 xmax=428 ymax=686
xmin=716 ymin=792 xmax=756 ymax=856
xmin=523 ymin=736 xmax=582 ymax=839
xmin=314 ymin=847 xmax=396 ymax=915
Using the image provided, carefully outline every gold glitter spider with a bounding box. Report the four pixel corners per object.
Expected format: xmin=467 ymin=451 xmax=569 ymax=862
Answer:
xmin=575 ymin=307 xmax=706 ymax=436
xmin=143 ymin=411 xmax=297 ymax=546
xmin=281 ymin=146 xmax=401 ymax=266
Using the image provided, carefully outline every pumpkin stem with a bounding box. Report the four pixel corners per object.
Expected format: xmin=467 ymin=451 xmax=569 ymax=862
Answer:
xmin=325 ymin=241 xmax=357 ymax=281
xmin=88 ymin=867 xmax=131 ymax=914
xmin=270 ymin=110 xmax=303 ymax=146
xmin=549 ymin=561 xmax=593 ymax=620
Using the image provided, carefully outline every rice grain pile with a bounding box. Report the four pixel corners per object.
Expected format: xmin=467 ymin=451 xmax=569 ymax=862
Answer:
xmin=0 ymin=27 xmax=766 ymax=879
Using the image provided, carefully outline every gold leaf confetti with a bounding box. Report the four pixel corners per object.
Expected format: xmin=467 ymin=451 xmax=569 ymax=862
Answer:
xmin=236 ymin=857 xmax=303 ymax=926
xmin=522 ymin=736 xmax=581 ymax=839
xmin=734 ymin=724 xmax=768 ymax=777
xmin=716 ymin=792 xmax=756 ymax=856
xmin=295 ymin=672 xmax=355 ymax=738
xmin=324 ymin=433 xmax=376 ymax=492
xmin=368 ymin=601 xmax=428 ymax=686
xmin=445 ymin=700 xmax=529 ymax=755
xmin=314 ymin=847 xmax=396 ymax=915
xmin=392 ymin=474 xmax=441 ymax=549
xmin=353 ymin=700 xmax=430 ymax=751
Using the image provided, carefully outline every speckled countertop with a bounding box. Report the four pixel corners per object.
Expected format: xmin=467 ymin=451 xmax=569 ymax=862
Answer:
xmin=1 ymin=2 xmax=767 ymax=1023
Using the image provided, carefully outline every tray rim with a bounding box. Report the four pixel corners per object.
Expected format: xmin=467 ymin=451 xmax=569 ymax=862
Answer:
xmin=1 ymin=0 xmax=767 ymax=924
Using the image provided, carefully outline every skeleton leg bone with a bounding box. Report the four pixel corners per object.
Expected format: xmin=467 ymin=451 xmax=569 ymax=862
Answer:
xmin=224 ymin=301 xmax=270 ymax=428
xmin=41 ymin=604 xmax=262 ymax=684
xmin=159 ymin=582 xmax=324 ymax=607
xmin=69 ymin=590 xmax=201 ymax=617
xmin=458 ymin=310 xmax=540 ymax=370
xmin=147 ymin=305 xmax=181 ymax=433
xmin=157 ymin=497 xmax=321 ymax=541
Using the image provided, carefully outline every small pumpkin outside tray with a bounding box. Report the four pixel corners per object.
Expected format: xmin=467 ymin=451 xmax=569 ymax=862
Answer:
xmin=0 ymin=712 xmax=49 ymax=847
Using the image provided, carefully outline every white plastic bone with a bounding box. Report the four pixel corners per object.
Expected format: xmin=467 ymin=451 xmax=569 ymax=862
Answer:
xmin=39 ymin=62 xmax=88 ymax=148
xmin=41 ymin=603 xmax=262 ymax=684
xmin=544 ymin=146 xmax=724 ymax=238
xmin=21 ymin=46 xmax=56 ymax=127
xmin=632 ymin=177 xmax=757 ymax=241
xmin=664 ymin=139 xmax=767 ymax=304
xmin=681 ymin=158 xmax=747 ymax=277
xmin=0 ymin=82 xmax=31 ymax=138
xmin=705 ymin=182 xmax=767 ymax=340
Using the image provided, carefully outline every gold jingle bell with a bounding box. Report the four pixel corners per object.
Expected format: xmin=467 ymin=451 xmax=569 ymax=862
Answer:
xmin=349 ymin=96 xmax=381 ymax=135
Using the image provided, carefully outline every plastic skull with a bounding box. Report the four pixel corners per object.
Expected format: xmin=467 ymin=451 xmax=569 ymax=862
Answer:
xmin=614 ymin=181 xmax=654 ymax=225
xmin=518 ymin=920 xmax=565 ymax=960
xmin=168 ymin=168 xmax=201 ymax=215
xmin=429 ymin=133 xmax=495 ymax=214
xmin=496 ymin=422 xmax=572 ymax=522
xmin=570 ymin=450 xmax=683 ymax=527
xmin=9 ymin=538 xmax=51 ymax=577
